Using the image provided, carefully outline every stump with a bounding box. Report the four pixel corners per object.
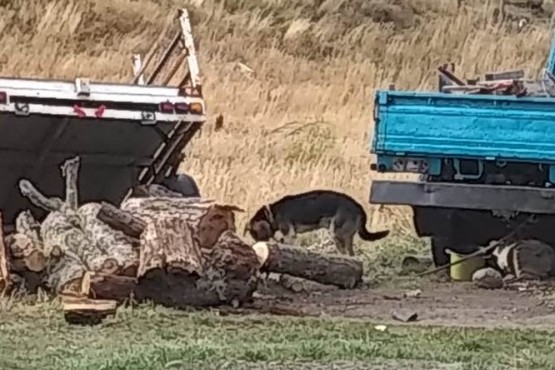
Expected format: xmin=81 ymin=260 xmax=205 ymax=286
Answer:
xmin=252 ymin=241 xmax=364 ymax=289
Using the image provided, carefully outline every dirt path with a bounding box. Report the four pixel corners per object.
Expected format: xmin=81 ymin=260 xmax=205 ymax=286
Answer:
xmin=254 ymin=278 xmax=555 ymax=330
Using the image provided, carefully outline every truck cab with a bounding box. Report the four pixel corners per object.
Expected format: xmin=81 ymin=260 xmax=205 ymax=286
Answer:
xmin=0 ymin=9 xmax=205 ymax=228
xmin=369 ymin=31 xmax=555 ymax=266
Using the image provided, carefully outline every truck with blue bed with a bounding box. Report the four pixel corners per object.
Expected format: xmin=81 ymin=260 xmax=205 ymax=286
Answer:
xmin=369 ymin=30 xmax=555 ymax=267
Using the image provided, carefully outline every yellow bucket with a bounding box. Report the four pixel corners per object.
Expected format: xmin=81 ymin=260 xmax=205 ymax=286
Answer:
xmin=446 ymin=249 xmax=486 ymax=281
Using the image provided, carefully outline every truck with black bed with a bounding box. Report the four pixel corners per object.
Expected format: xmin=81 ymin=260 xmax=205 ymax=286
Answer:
xmin=369 ymin=29 xmax=555 ymax=267
xmin=0 ymin=9 xmax=205 ymax=229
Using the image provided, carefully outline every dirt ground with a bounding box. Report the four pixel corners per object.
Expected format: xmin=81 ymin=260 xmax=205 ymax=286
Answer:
xmin=249 ymin=275 xmax=555 ymax=330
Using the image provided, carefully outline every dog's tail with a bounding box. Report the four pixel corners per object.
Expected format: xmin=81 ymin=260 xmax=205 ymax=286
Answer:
xmin=358 ymin=208 xmax=390 ymax=241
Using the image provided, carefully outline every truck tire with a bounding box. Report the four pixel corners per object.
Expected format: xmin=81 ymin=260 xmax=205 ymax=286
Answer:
xmin=161 ymin=173 xmax=201 ymax=198
xmin=431 ymin=236 xmax=450 ymax=267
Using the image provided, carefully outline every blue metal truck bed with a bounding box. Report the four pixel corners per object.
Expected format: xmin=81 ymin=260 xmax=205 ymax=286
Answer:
xmin=373 ymin=90 xmax=555 ymax=168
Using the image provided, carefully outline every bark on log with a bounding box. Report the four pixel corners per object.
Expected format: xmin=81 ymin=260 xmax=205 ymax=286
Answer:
xmin=136 ymin=226 xmax=259 ymax=307
xmin=137 ymin=216 xmax=204 ymax=278
xmin=252 ymin=241 xmax=364 ymax=289
xmin=39 ymin=211 xmax=88 ymax=293
xmin=77 ymin=203 xmax=139 ymax=276
xmin=15 ymin=210 xmax=42 ymax=246
xmin=118 ymin=197 xmax=244 ymax=249
xmin=19 ymin=179 xmax=63 ymax=212
xmin=81 ymin=271 xmax=137 ymax=301
xmin=39 ymin=205 xmax=140 ymax=294
xmin=7 ymin=233 xmax=47 ymax=273
xmin=61 ymin=156 xmax=80 ymax=211
xmin=0 ymin=213 xmax=10 ymax=293
xmin=97 ymin=202 xmax=146 ymax=239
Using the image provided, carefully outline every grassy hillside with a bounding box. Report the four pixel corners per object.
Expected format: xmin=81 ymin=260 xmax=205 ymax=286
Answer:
xmin=0 ymin=0 xmax=553 ymax=243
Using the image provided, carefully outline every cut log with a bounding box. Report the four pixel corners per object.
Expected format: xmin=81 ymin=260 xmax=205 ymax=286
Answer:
xmin=61 ymin=295 xmax=118 ymax=325
xmin=38 ymin=205 xmax=140 ymax=293
xmin=0 ymin=213 xmax=10 ymax=293
xmin=77 ymin=203 xmax=139 ymax=276
xmin=252 ymin=241 xmax=364 ymax=289
xmin=5 ymin=230 xmax=47 ymax=293
xmin=61 ymin=156 xmax=80 ymax=211
xmin=200 ymin=230 xmax=260 ymax=301
xmin=118 ymin=197 xmax=244 ymax=249
xmin=81 ymin=271 xmax=137 ymax=301
xmin=7 ymin=233 xmax=47 ymax=273
xmin=97 ymin=202 xmax=146 ymax=239
xmin=15 ymin=210 xmax=42 ymax=246
xmin=135 ymin=215 xmax=207 ymax=306
xmin=137 ymin=216 xmax=204 ymax=278
xmin=19 ymin=179 xmax=63 ymax=212
xmin=136 ymin=223 xmax=259 ymax=307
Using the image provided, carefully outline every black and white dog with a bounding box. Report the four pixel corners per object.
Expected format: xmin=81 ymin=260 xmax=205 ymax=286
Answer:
xmin=244 ymin=190 xmax=390 ymax=256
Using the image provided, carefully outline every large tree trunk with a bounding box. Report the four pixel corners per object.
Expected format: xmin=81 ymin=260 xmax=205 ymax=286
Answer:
xmin=100 ymin=197 xmax=245 ymax=249
xmin=252 ymin=241 xmax=364 ymax=289
xmin=96 ymin=202 xmax=146 ymax=240
xmin=96 ymin=196 xmax=259 ymax=307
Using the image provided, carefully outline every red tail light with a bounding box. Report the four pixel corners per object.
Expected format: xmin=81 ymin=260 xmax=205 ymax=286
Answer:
xmin=0 ymin=91 xmax=8 ymax=104
xmin=174 ymin=103 xmax=189 ymax=113
xmin=159 ymin=101 xmax=174 ymax=113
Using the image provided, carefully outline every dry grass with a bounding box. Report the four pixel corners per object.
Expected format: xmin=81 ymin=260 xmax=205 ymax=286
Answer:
xmin=0 ymin=0 xmax=553 ymax=246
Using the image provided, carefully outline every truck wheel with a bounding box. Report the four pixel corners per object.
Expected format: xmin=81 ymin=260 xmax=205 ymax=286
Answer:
xmin=161 ymin=173 xmax=201 ymax=198
xmin=431 ymin=236 xmax=450 ymax=267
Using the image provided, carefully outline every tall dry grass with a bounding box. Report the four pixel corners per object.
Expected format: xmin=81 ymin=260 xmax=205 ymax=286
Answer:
xmin=0 ymin=0 xmax=553 ymax=244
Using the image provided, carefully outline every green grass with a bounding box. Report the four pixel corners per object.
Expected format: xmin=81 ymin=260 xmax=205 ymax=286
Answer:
xmin=1 ymin=300 xmax=554 ymax=370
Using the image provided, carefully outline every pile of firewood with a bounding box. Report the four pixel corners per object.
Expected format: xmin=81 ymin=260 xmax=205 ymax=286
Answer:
xmin=0 ymin=156 xmax=364 ymax=324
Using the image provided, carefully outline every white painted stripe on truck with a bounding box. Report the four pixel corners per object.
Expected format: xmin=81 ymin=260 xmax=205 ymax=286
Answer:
xmin=0 ymin=87 xmax=205 ymax=105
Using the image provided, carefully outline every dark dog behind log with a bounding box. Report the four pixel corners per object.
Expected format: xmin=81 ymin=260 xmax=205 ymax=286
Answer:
xmin=245 ymin=190 xmax=390 ymax=256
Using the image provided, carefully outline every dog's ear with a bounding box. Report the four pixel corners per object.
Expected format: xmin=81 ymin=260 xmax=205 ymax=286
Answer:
xmin=263 ymin=205 xmax=275 ymax=224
